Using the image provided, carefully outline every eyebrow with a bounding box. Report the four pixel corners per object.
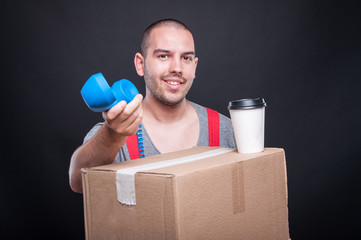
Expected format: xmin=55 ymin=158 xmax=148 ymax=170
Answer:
xmin=183 ymin=51 xmax=196 ymax=56
xmin=153 ymin=49 xmax=170 ymax=56
xmin=152 ymin=49 xmax=195 ymax=56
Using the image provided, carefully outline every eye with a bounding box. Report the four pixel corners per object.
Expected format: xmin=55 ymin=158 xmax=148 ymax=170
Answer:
xmin=159 ymin=54 xmax=168 ymax=59
xmin=183 ymin=56 xmax=193 ymax=61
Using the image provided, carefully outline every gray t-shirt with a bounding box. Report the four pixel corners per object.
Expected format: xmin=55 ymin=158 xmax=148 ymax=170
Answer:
xmin=83 ymin=101 xmax=236 ymax=162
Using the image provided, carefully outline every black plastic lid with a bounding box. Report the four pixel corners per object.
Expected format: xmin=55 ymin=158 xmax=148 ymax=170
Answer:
xmin=228 ymin=98 xmax=266 ymax=110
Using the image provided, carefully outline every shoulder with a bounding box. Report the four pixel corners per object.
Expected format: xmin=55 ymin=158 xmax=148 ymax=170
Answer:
xmin=189 ymin=101 xmax=231 ymax=123
xmin=189 ymin=101 xmax=235 ymax=148
xmin=83 ymin=122 xmax=104 ymax=143
xmin=189 ymin=101 xmax=206 ymax=115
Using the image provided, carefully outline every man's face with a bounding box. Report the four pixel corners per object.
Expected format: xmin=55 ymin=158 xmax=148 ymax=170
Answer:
xmin=142 ymin=26 xmax=198 ymax=106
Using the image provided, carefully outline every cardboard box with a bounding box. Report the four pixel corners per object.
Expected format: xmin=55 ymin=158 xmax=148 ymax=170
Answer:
xmin=81 ymin=147 xmax=289 ymax=240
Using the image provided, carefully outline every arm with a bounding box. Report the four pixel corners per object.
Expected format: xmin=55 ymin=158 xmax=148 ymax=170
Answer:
xmin=69 ymin=94 xmax=143 ymax=193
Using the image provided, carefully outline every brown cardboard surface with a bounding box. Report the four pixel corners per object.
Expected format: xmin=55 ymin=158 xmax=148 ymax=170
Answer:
xmin=82 ymin=147 xmax=289 ymax=240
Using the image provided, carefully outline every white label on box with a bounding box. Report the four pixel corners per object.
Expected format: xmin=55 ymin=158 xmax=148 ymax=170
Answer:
xmin=116 ymin=147 xmax=235 ymax=205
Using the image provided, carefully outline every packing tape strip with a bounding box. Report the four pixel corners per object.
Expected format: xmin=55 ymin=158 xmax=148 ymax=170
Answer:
xmin=231 ymin=162 xmax=245 ymax=214
xmin=116 ymin=147 xmax=235 ymax=205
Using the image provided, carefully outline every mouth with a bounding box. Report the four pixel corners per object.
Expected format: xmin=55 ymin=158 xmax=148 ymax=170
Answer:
xmin=164 ymin=80 xmax=182 ymax=86
xmin=161 ymin=75 xmax=186 ymax=90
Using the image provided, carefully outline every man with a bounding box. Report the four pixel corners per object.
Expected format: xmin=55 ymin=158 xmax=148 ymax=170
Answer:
xmin=69 ymin=19 xmax=235 ymax=193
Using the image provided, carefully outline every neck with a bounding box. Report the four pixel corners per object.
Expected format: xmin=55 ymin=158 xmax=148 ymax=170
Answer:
xmin=142 ymin=95 xmax=190 ymax=123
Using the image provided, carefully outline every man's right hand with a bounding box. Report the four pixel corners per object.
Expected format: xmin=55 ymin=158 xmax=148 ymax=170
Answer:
xmin=102 ymin=94 xmax=144 ymax=137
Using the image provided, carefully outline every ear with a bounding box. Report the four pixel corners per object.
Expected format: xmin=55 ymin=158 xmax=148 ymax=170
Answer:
xmin=194 ymin=56 xmax=199 ymax=68
xmin=134 ymin=53 xmax=145 ymax=76
xmin=194 ymin=56 xmax=199 ymax=78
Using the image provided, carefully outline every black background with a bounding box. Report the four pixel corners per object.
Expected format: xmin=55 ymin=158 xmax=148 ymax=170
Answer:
xmin=2 ymin=0 xmax=361 ymax=239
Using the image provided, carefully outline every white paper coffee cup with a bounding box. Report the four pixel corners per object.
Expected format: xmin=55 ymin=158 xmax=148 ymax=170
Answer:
xmin=228 ymin=98 xmax=266 ymax=154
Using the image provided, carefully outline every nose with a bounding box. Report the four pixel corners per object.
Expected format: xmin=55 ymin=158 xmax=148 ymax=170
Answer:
xmin=169 ymin=57 xmax=182 ymax=75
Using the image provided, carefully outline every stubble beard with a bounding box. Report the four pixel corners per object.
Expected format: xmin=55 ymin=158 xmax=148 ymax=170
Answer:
xmin=144 ymin=67 xmax=193 ymax=106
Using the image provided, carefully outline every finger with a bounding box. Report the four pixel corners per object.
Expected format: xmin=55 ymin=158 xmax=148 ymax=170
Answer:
xmin=124 ymin=111 xmax=144 ymax=136
xmin=114 ymin=105 xmax=142 ymax=130
xmin=109 ymin=108 xmax=143 ymax=136
xmin=103 ymin=101 xmax=127 ymax=120
xmin=115 ymin=94 xmax=143 ymax=122
xmin=123 ymin=94 xmax=143 ymax=115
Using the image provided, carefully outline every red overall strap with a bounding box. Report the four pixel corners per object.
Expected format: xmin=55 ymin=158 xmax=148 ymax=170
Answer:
xmin=127 ymin=107 xmax=220 ymax=159
xmin=206 ymin=107 xmax=220 ymax=147
xmin=126 ymin=134 xmax=139 ymax=160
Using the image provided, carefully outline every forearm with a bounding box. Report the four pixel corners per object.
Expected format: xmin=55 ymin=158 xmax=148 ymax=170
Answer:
xmin=69 ymin=124 xmax=126 ymax=193
xmin=69 ymin=94 xmax=143 ymax=193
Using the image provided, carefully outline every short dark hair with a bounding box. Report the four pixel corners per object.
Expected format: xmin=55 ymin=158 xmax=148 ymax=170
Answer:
xmin=140 ymin=19 xmax=193 ymax=57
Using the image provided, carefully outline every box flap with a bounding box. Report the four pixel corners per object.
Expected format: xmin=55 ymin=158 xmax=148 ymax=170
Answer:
xmin=116 ymin=147 xmax=235 ymax=205
xmin=144 ymin=148 xmax=283 ymax=176
xmin=82 ymin=146 xmax=219 ymax=173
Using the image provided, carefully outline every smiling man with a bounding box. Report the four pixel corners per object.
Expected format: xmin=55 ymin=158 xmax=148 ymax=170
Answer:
xmin=137 ymin=23 xmax=196 ymax=106
xmin=69 ymin=19 xmax=236 ymax=193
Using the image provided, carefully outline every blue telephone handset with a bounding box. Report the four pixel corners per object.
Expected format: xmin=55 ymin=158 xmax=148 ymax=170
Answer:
xmin=81 ymin=72 xmax=145 ymax=158
xmin=81 ymin=72 xmax=139 ymax=112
